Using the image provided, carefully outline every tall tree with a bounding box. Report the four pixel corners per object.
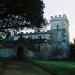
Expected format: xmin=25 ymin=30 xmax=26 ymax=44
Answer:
xmin=0 ymin=0 xmax=46 ymax=29
xmin=70 ymin=39 xmax=75 ymax=60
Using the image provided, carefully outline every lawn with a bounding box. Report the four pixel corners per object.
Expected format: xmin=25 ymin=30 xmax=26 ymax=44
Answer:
xmin=33 ymin=60 xmax=75 ymax=75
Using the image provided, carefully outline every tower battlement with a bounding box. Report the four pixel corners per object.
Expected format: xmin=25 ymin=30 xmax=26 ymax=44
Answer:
xmin=51 ymin=14 xmax=69 ymax=22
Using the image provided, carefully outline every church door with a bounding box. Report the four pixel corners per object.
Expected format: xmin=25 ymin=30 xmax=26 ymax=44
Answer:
xmin=16 ymin=47 xmax=24 ymax=59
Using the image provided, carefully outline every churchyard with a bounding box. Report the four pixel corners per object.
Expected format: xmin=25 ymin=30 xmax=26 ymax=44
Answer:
xmin=0 ymin=59 xmax=50 ymax=75
xmin=33 ymin=60 xmax=75 ymax=75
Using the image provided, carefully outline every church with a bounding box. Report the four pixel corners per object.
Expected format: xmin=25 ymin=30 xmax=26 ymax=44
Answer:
xmin=0 ymin=14 xmax=70 ymax=60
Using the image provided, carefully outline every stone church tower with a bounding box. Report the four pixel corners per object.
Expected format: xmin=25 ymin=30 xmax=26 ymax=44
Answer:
xmin=50 ymin=15 xmax=69 ymax=59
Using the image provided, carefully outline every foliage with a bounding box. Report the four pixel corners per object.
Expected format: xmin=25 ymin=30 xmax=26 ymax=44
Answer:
xmin=70 ymin=42 xmax=75 ymax=60
xmin=0 ymin=0 xmax=46 ymax=29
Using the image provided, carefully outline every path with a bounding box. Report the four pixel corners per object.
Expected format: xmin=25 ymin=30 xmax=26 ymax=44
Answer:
xmin=1 ymin=60 xmax=50 ymax=75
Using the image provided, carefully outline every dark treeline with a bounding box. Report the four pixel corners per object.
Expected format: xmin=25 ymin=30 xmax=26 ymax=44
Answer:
xmin=70 ymin=39 xmax=75 ymax=60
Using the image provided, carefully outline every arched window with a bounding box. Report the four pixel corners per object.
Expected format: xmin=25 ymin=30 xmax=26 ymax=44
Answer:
xmin=57 ymin=25 xmax=59 ymax=29
xmin=38 ymin=35 xmax=42 ymax=39
xmin=28 ymin=36 xmax=32 ymax=40
xmin=38 ymin=36 xmax=39 ymax=39
xmin=39 ymin=36 xmax=42 ymax=39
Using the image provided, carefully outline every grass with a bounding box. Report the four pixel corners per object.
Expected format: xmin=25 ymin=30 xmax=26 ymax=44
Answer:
xmin=33 ymin=60 xmax=75 ymax=75
xmin=0 ymin=58 xmax=75 ymax=75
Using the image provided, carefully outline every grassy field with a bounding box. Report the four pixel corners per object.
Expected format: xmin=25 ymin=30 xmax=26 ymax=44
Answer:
xmin=33 ymin=60 xmax=75 ymax=75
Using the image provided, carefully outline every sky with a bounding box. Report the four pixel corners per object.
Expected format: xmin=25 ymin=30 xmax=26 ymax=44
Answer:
xmin=43 ymin=0 xmax=75 ymax=42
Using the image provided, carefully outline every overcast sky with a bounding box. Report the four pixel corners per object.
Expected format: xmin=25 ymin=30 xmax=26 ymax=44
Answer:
xmin=43 ymin=0 xmax=75 ymax=42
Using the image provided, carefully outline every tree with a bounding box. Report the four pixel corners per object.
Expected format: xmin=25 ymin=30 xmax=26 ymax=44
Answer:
xmin=0 ymin=0 xmax=46 ymax=29
xmin=0 ymin=0 xmax=47 ymax=39
xmin=70 ymin=39 xmax=75 ymax=60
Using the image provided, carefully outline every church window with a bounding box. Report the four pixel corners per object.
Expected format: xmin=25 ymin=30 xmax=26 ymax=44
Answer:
xmin=38 ymin=36 xmax=39 ymax=39
xmin=39 ymin=36 xmax=42 ymax=39
xmin=57 ymin=25 xmax=59 ymax=29
xmin=38 ymin=36 xmax=42 ymax=39
xmin=28 ymin=36 xmax=32 ymax=40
